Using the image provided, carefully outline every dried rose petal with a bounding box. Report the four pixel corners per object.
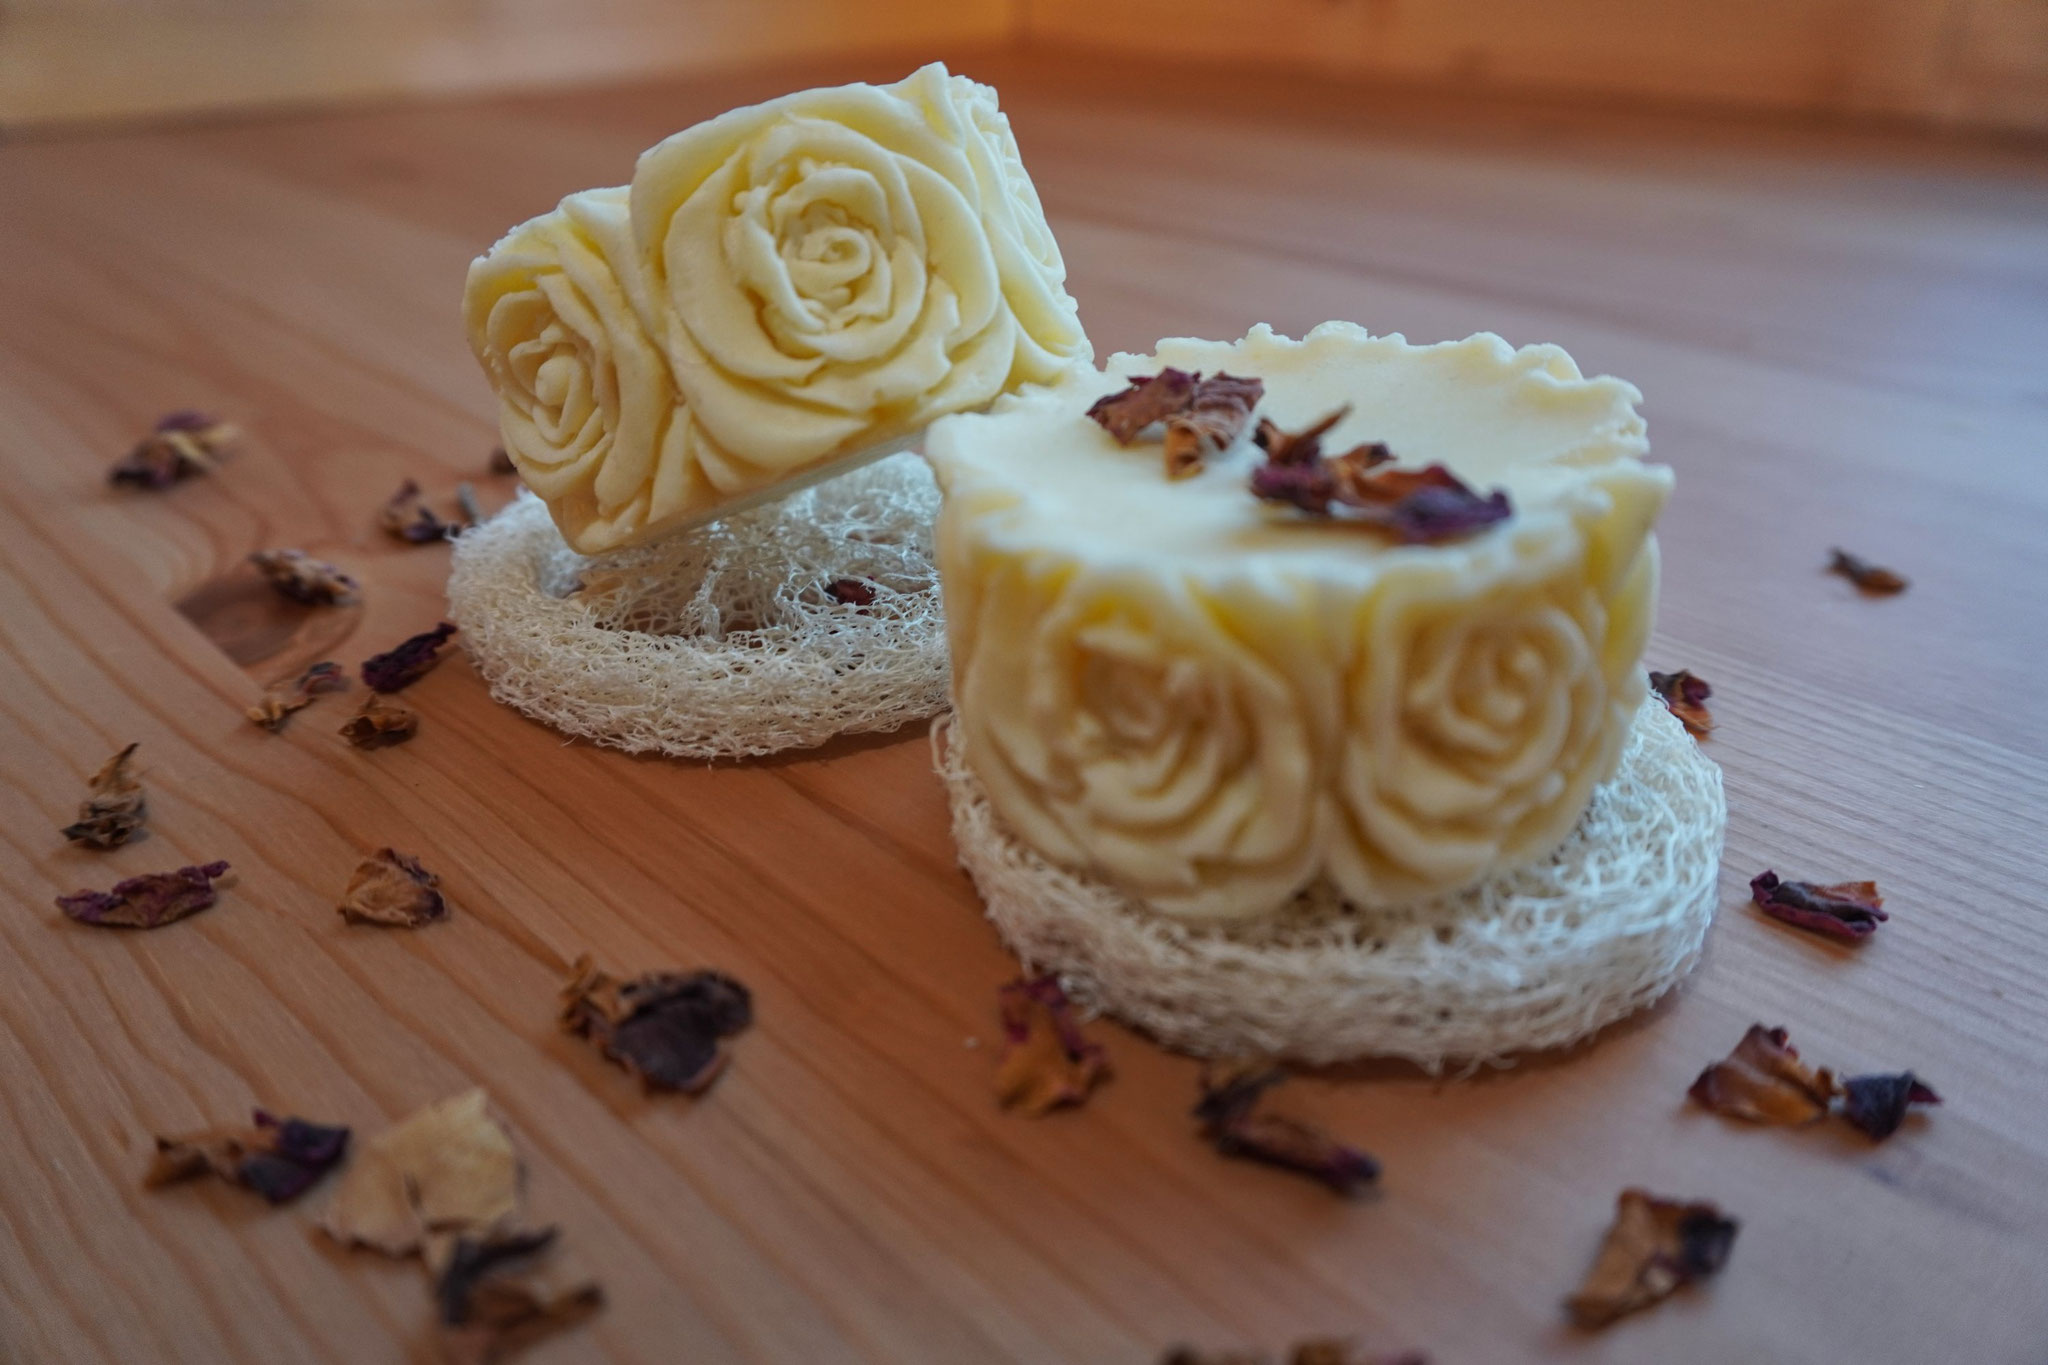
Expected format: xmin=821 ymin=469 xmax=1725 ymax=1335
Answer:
xmin=1829 ymin=548 xmax=1908 ymax=595
xmin=826 ymin=578 xmax=878 ymax=607
xmin=60 ymin=742 xmax=146 ymax=848
xmin=248 ymin=660 xmax=348 ymax=731
xmin=248 ymin=549 xmax=360 ymax=606
xmin=1338 ymin=464 xmax=1512 ymax=543
xmin=339 ymin=848 xmax=447 ymax=927
xmin=994 ymin=975 xmax=1110 ymax=1116
xmin=1565 ymin=1188 xmax=1737 ymax=1329
xmin=1751 ymin=871 xmax=1887 ymax=942
xmin=109 ymin=411 xmax=236 ymax=488
xmin=57 ymin=860 xmax=230 ymax=929
xmin=147 ymin=1109 xmax=350 ymax=1203
xmin=362 ymin=622 xmax=458 ymax=692
xmin=340 ymin=693 xmax=420 ymax=747
xmin=1163 ymin=373 xmax=1266 ymax=478
xmin=379 ymin=479 xmax=458 ymax=544
xmin=1087 ymin=369 xmax=1198 ymax=444
xmin=322 ymin=1089 xmax=518 ymax=1257
xmin=488 ymin=446 xmax=517 ymax=476
xmin=1838 ymin=1072 xmax=1941 ymax=1141
xmin=559 ymin=956 xmax=752 ymax=1094
xmin=1249 ymin=459 xmax=1339 ymax=514
xmin=1648 ymin=669 xmax=1713 ymax=739
xmin=1688 ymin=1024 xmax=1839 ymax=1124
xmin=1254 ymin=407 xmax=1351 ymax=467
xmin=437 ymin=1225 xmax=605 ymax=1365
xmin=1195 ymin=1063 xmax=1378 ymax=1196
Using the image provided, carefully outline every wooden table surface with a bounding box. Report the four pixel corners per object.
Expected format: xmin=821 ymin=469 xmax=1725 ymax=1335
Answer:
xmin=2 ymin=51 xmax=2045 ymax=1365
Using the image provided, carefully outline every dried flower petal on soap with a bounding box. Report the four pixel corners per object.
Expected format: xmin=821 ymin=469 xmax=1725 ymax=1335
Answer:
xmin=1838 ymin=1072 xmax=1941 ymax=1141
xmin=559 ymin=955 xmax=753 ymax=1094
xmin=339 ymin=848 xmax=448 ymax=927
xmin=1564 ymin=1188 xmax=1738 ymax=1329
xmin=57 ymin=860 xmax=230 ymax=929
xmin=362 ymin=622 xmax=458 ymax=692
xmin=1751 ymin=871 xmax=1887 ymax=942
xmin=1250 ymin=459 xmax=1339 ymax=515
xmin=109 ymin=411 xmax=236 ymax=488
xmin=60 ymin=742 xmax=146 ymax=848
xmin=826 ymin=578 xmax=877 ymax=606
xmin=248 ymin=660 xmax=348 ymax=731
xmin=322 ymin=1089 xmax=518 ymax=1257
xmin=248 ymin=549 xmax=360 ymax=606
xmin=1164 ymin=373 xmax=1266 ymax=478
xmin=147 ymin=1109 xmax=350 ymax=1203
xmin=993 ymin=974 xmax=1109 ymax=1116
xmin=341 ymin=693 xmax=420 ymax=748
xmin=1254 ymin=406 xmax=1351 ymax=467
xmin=1829 ymin=548 xmax=1908 ymax=595
xmin=437 ymin=1226 xmax=605 ymax=1365
xmin=1338 ymin=464 xmax=1513 ymax=544
xmin=1087 ymin=369 xmax=1198 ymax=444
xmin=1688 ymin=1024 xmax=1840 ymax=1124
xmin=380 ymin=479 xmax=458 ymax=544
xmin=1648 ymin=669 xmax=1714 ymax=740
xmin=1194 ymin=1062 xmax=1379 ymax=1196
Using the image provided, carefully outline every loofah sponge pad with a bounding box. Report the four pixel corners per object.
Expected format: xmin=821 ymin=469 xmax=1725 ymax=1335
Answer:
xmin=939 ymin=697 xmax=1725 ymax=1070
xmin=447 ymin=452 xmax=949 ymax=760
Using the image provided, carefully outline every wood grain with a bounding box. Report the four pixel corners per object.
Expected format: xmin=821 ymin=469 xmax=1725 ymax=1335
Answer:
xmin=1 ymin=51 xmax=2046 ymax=1365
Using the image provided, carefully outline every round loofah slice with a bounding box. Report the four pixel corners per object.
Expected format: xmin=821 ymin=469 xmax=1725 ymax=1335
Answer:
xmin=448 ymin=452 xmax=949 ymax=760
xmin=939 ymin=698 xmax=1725 ymax=1070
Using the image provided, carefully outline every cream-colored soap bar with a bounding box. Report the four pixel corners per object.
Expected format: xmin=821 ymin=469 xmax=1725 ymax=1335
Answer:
xmin=464 ymin=64 xmax=1092 ymax=555
xmin=926 ymin=323 xmax=1670 ymax=921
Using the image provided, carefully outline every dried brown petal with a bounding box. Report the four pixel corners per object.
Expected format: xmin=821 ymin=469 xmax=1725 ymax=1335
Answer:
xmin=1333 ymin=464 xmax=1512 ymax=543
xmin=1829 ymin=548 xmax=1908 ymax=595
xmin=248 ymin=549 xmax=360 ymax=606
xmin=994 ymin=975 xmax=1110 ymax=1116
xmin=1163 ymin=373 xmax=1266 ymax=478
xmin=1254 ymin=407 xmax=1351 ymax=467
xmin=1565 ymin=1188 xmax=1738 ymax=1328
xmin=1648 ymin=669 xmax=1713 ymax=739
xmin=341 ymin=693 xmax=420 ymax=748
xmin=147 ymin=1110 xmax=349 ymax=1203
xmin=60 ymin=742 xmax=146 ymax=848
xmin=1688 ymin=1024 xmax=1839 ymax=1125
xmin=109 ymin=411 xmax=236 ymax=488
xmin=437 ymin=1226 xmax=605 ymax=1365
xmin=1086 ymin=369 xmax=1198 ymax=444
xmin=57 ymin=860 xmax=230 ymax=929
xmin=1751 ymin=871 xmax=1887 ymax=942
xmin=826 ymin=578 xmax=878 ymax=606
xmin=322 ymin=1089 xmax=519 ymax=1256
xmin=339 ymin=848 xmax=448 ymax=928
xmin=1194 ymin=1062 xmax=1379 ymax=1196
xmin=559 ymin=955 xmax=753 ymax=1094
xmin=248 ymin=660 xmax=348 ymax=731
xmin=362 ymin=622 xmax=458 ymax=692
xmin=381 ymin=479 xmax=459 ymax=544
xmin=1838 ymin=1072 xmax=1941 ymax=1141
xmin=487 ymin=446 xmax=517 ymax=476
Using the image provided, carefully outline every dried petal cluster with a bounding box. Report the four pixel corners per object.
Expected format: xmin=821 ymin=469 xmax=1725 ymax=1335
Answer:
xmin=60 ymin=742 xmax=147 ymax=848
xmin=341 ymin=694 xmax=420 ymax=748
xmin=57 ymin=860 xmax=231 ymax=929
xmin=436 ymin=1226 xmax=605 ymax=1365
xmin=339 ymin=848 xmax=448 ymax=927
xmin=1689 ymin=1024 xmax=1939 ymax=1142
xmin=993 ymin=975 xmax=1110 ymax=1116
xmin=380 ymin=479 xmax=459 ymax=543
xmin=109 ymin=411 xmax=236 ymax=489
xmin=559 ymin=955 xmax=753 ymax=1093
xmin=1565 ymin=1188 xmax=1737 ymax=1328
xmin=248 ymin=660 xmax=348 ymax=731
xmin=148 ymin=1109 xmax=350 ymax=1204
xmin=1250 ymin=408 xmax=1509 ymax=543
xmin=1086 ymin=369 xmax=1267 ymax=478
xmin=248 ymin=549 xmax=360 ymax=606
xmin=1194 ymin=1062 xmax=1378 ymax=1196
xmin=1750 ymin=871 xmax=1887 ymax=942
xmin=1648 ymin=669 xmax=1713 ymax=740
xmin=362 ymin=622 xmax=459 ymax=692
xmin=1828 ymin=548 xmax=1907 ymax=595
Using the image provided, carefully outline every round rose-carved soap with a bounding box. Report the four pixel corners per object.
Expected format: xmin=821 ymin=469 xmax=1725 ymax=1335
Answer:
xmin=927 ymin=323 xmax=1670 ymax=921
xmin=465 ymin=64 xmax=1091 ymax=555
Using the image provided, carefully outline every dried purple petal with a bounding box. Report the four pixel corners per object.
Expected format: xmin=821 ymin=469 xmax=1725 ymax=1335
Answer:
xmin=559 ymin=955 xmax=752 ymax=1094
xmin=1565 ymin=1188 xmax=1737 ymax=1328
xmin=1339 ymin=465 xmax=1512 ymax=543
xmin=1828 ymin=548 xmax=1908 ymax=595
xmin=361 ymin=622 xmax=458 ymax=692
xmin=1687 ymin=1024 xmax=1838 ymax=1125
xmin=994 ymin=975 xmax=1110 ymax=1116
xmin=109 ymin=412 xmax=236 ymax=489
xmin=57 ymin=860 xmax=231 ymax=929
xmin=338 ymin=848 xmax=447 ymax=927
xmin=60 ymin=742 xmax=146 ymax=848
xmin=826 ymin=578 xmax=878 ymax=607
xmin=1086 ymin=369 xmax=1198 ymax=444
xmin=147 ymin=1110 xmax=350 ymax=1204
xmin=1838 ymin=1073 xmax=1941 ymax=1141
xmin=436 ymin=1222 xmax=604 ymax=1365
xmin=1249 ymin=459 xmax=1339 ymax=514
xmin=248 ymin=549 xmax=359 ymax=606
xmin=248 ymin=660 xmax=348 ymax=731
xmin=1649 ymin=669 xmax=1713 ymax=739
xmin=1751 ymin=870 xmax=1888 ymax=942
xmin=1195 ymin=1063 xmax=1378 ymax=1196
xmin=340 ymin=693 xmax=419 ymax=747
xmin=379 ymin=479 xmax=457 ymax=543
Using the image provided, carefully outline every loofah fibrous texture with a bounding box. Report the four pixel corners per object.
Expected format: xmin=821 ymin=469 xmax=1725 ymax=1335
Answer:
xmin=448 ymin=453 xmax=949 ymax=760
xmin=939 ymin=698 xmax=1726 ymax=1071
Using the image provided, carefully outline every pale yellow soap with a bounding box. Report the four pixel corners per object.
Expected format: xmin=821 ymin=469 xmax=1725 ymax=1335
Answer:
xmin=926 ymin=322 xmax=1670 ymax=921
xmin=464 ymin=63 xmax=1092 ymax=554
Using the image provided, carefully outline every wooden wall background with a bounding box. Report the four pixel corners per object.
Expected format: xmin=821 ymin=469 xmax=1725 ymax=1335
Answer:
xmin=1 ymin=0 xmax=2043 ymax=132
